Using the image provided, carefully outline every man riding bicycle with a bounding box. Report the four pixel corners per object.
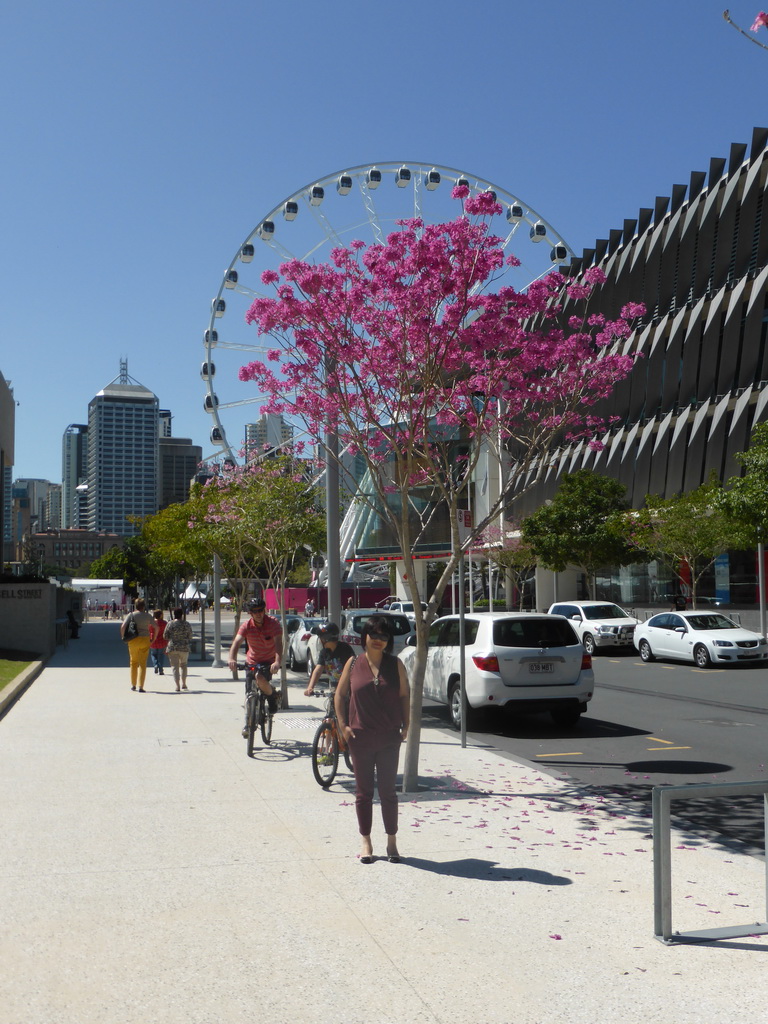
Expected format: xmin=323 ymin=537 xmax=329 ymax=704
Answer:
xmin=228 ymin=598 xmax=282 ymax=731
xmin=304 ymin=623 xmax=354 ymax=696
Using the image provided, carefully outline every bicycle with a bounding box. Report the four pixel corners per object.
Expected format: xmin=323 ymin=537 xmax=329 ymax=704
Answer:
xmin=242 ymin=666 xmax=278 ymax=756
xmin=310 ymin=686 xmax=353 ymax=787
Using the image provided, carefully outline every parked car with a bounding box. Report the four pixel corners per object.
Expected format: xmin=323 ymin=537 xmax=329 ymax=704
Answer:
xmin=548 ymin=600 xmax=639 ymax=654
xmin=633 ymin=610 xmax=768 ymax=668
xmin=398 ymin=612 xmax=594 ymax=729
xmin=339 ymin=609 xmax=415 ymax=655
xmin=286 ymin=616 xmax=326 ymax=671
xmin=386 ymin=600 xmax=428 ymax=624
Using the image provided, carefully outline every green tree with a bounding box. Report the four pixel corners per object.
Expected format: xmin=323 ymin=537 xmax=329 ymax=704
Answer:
xmin=720 ymin=422 xmax=768 ymax=543
xmin=89 ymin=536 xmax=177 ymax=605
xmin=521 ymin=470 xmax=640 ymax=597
xmin=190 ymin=455 xmax=326 ymax=704
xmin=140 ymin=502 xmax=213 ymax=601
xmin=487 ymin=534 xmax=538 ymax=611
xmin=634 ymin=476 xmax=739 ymax=608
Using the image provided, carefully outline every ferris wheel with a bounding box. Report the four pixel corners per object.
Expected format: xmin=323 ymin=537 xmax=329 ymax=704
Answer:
xmin=201 ymin=161 xmax=575 ymax=463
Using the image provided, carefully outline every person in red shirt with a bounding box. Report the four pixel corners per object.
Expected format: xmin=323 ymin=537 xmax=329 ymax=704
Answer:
xmin=228 ymin=599 xmax=282 ymax=725
xmin=149 ymin=609 xmax=168 ymax=676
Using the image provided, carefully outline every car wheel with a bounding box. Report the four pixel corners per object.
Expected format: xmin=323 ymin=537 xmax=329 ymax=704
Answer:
xmin=694 ymin=644 xmax=712 ymax=669
xmin=448 ymin=681 xmax=479 ymax=731
xmin=550 ymin=706 xmax=582 ymax=727
xmin=583 ymin=633 xmax=596 ymax=656
xmin=638 ymin=639 xmax=655 ymax=663
xmin=306 ymin=652 xmax=315 ymax=678
xmin=288 ymin=648 xmax=296 ymax=671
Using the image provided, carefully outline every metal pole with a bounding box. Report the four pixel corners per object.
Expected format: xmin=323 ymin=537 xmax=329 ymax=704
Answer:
xmin=212 ymin=552 xmax=224 ymax=667
xmin=459 ymin=553 xmax=467 ymax=749
xmin=759 ymin=531 xmax=766 ymax=639
xmin=325 ymin=430 xmax=342 ymax=627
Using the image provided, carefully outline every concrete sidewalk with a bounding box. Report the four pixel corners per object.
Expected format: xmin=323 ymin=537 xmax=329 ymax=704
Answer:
xmin=1 ymin=620 xmax=767 ymax=1024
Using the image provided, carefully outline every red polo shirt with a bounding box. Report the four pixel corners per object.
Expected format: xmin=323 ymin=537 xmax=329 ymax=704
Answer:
xmin=237 ymin=614 xmax=282 ymax=665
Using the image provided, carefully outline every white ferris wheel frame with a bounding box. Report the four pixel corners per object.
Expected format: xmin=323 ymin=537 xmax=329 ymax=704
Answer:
xmin=202 ymin=161 xmax=574 ymax=464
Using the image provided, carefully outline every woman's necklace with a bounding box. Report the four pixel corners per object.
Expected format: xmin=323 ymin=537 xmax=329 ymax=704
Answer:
xmin=365 ymin=654 xmax=382 ymax=686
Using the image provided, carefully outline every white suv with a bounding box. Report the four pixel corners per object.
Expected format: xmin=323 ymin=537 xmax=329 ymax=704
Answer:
xmin=339 ymin=609 xmax=415 ymax=655
xmin=399 ymin=612 xmax=594 ymax=729
xmin=386 ymin=600 xmax=427 ymax=624
xmin=548 ymin=601 xmax=639 ymax=655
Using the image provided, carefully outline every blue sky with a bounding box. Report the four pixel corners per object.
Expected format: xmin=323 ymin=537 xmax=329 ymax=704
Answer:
xmin=2 ymin=0 xmax=768 ymax=481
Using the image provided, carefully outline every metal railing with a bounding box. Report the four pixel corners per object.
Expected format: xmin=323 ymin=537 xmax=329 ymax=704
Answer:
xmin=653 ymin=780 xmax=768 ymax=943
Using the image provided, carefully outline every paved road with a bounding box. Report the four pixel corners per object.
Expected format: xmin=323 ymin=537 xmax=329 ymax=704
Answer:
xmin=452 ymin=652 xmax=768 ymax=854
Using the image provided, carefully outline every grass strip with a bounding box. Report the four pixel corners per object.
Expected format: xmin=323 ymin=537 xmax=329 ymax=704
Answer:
xmin=0 ymin=650 xmax=36 ymax=693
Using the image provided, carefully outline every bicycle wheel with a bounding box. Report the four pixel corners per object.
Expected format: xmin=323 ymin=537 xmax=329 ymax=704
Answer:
xmin=260 ymin=697 xmax=273 ymax=745
xmin=311 ymin=722 xmax=339 ymax=787
xmin=245 ymin=694 xmax=256 ymax=757
xmin=342 ymin=747 xmax=353 ymax=773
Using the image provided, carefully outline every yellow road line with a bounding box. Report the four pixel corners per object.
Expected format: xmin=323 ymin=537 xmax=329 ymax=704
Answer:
xmin=647 ymin=745 xmax=691 ymax=751
xmin=535 ymin=752 xmax=583 ymax=757
xmin=647 ymin=736 xmax=674 ymax=744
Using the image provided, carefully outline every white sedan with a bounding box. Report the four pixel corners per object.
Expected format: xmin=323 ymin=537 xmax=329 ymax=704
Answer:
xmin=634 ymin=611 xmax=768 ymax=668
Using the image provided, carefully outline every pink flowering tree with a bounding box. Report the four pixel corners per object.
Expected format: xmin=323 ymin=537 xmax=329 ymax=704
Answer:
xmin=188 ymin=455 xmax=326 ymax=705
xmin=240 ymin=187 xmax=643 ymax=789
xmin=723 ymin=9 xmax=768 ymax=49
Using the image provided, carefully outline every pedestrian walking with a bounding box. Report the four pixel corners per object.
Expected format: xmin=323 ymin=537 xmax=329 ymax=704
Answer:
xmin=334 ymin=615 xmax=410 ymax=864
xmin=164 ymin=608 xmax=194 ymax=691
xmin=149 ymin=609 xmax=168 ymax=676
xmin=120 ymin=598 xmax=153 ymax=692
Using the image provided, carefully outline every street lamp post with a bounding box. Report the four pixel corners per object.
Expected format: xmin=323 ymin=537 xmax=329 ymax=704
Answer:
xmin=758 ymin=523 xmax=766 ymax=639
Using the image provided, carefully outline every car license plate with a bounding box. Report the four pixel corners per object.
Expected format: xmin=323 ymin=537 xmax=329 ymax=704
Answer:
xmin=529 ymin=662 xmax=554 ymax=674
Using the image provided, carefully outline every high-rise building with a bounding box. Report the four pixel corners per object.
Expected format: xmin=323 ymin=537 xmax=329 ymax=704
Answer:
xmin=86 ymin=361 xmax=159 ymax=536
xmin=45 ymin=485 xmax=62 ymax=530
xmin=244 ymin=414 xmax=293 ymax=461
xmin=13 ymin=479 xmax=58 ymax=531
xmin=159 ymin=436 xmax=203 ymax=509
xmin=0 ymin=370 xmax=13 ymax=563
xmin=62 ymin=424 xmax=88 ymax=528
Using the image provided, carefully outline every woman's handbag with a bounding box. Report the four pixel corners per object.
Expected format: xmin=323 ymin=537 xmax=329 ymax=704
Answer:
xmin=122 ymin=614 xmax=138 ymax=642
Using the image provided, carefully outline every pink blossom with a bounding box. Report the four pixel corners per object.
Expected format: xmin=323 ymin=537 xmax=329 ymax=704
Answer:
xmin=261 ymin=269 xmax=279 ymax=285
xmin=752 ymin=11 xmax=768 ymax=31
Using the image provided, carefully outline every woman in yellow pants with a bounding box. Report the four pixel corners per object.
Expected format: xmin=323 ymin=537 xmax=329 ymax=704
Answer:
xmin=121 ymin=598 xmax=153 ymax=691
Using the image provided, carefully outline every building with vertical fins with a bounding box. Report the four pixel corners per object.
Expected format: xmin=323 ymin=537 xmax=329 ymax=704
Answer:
xmin=508 ymin=126 xmax=768 ymax=605
xmin=86 ymin=361 xmax=159 ymax=536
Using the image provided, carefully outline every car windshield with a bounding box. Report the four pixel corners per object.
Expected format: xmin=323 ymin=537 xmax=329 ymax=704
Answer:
xmin=494 ymin=617 xmax=578 ymax=649
xmin=686 ymin=614 xmax=738 ymax=631
xmin=583 ymin=604 xmax=628 ymax=620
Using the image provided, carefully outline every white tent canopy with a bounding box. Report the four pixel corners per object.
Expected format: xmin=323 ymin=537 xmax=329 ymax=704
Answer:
xmin=179 ymin=584 xmax=208 ymax=600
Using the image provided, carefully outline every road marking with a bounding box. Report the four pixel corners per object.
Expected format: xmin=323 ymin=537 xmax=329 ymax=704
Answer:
xmin=647 ymin=736 xmax=674 ymax=744
xmin=646 ymin=745 xmax=691 ymax=751
xmin=535 ymin=751 xmax=583 ymax=757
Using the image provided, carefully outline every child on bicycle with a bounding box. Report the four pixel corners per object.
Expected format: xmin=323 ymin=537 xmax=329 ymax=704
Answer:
xmin=304 ymin=623 xmax=354 ymax=696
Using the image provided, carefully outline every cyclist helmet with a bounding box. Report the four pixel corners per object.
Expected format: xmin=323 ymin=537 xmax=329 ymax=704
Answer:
xmin=246 ymin=598 xmax=266 ymax=612
xmin=313 ymin=622 xmax=339 ymax=641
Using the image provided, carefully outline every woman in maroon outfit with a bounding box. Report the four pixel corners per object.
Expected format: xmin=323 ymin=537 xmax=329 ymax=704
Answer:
xmin=335 ymin=615 xmax=410 ymax=863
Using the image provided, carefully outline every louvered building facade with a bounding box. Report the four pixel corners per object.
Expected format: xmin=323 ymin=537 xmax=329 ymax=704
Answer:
xmin=511 ymin=126 xmax=768 ymax=519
